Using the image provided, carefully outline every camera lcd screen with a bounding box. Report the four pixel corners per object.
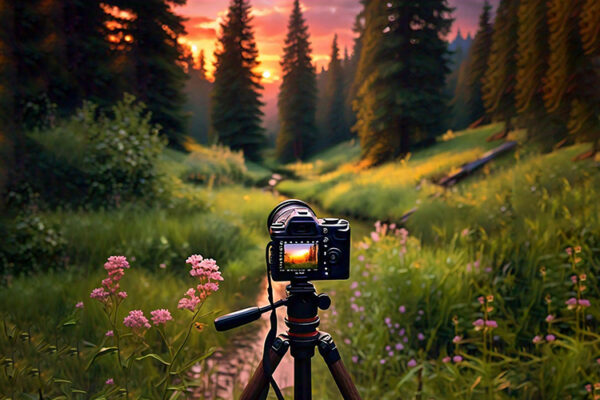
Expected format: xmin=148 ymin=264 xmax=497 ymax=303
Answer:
xmin=283 ymin=242 xmax=318 ymax=270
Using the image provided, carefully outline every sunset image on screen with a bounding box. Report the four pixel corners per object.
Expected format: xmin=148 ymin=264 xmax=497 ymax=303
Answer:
xmin=283 ymin=243 xmax=318 ymax=270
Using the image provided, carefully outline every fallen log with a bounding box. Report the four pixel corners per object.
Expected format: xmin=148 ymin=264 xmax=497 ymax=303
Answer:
xmin=438 ymin=141 xmax=517 ymax=187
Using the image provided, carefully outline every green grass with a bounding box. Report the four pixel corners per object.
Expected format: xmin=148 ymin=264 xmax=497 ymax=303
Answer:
xmin=278 ymin=123 xmax=513 ymax=221
xmin=277 ymin=125 xmax=600 ymax=398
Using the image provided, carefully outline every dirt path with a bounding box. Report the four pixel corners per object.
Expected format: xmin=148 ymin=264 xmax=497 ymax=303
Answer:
xmin=194 ymin=278 xmax=293 ymax=399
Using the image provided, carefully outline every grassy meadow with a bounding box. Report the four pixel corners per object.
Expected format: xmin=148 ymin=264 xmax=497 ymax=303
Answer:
xmin=2 ymin=121 xmax=600 ymax=399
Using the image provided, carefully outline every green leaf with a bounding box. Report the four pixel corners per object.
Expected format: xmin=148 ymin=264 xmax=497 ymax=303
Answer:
xmin=394 ymin=365 xmax=423 ymax=391
xmin=62 ymin=319 xmax=77 ymax=327
xmin=136 ymin=353 xmax=171 ymax=366
xmin=173 ymin=347 xmax=215 ymax=374
xmin=71 ymin=389 xmax=87 ymax=394
xmin=86 ymin=346 xmax=118 ymax=370
xmin=54 ymin=378 xmax=72 ymax=384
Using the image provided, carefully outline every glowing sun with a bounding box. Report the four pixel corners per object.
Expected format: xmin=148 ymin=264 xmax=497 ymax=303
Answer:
xmin=262 ymin=70 xmax=271 ymax=79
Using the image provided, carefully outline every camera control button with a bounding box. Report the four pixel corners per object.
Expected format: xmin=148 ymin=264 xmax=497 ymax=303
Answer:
xmin=322 ymin=227 xmax=328 ymax=234
xmin=323 ymin=237 xmax=329 ymax=243
xmin=323 ymin=218 xmax=339 ymax=224
xmin=326 ymin=248 xmax=341 ymax=264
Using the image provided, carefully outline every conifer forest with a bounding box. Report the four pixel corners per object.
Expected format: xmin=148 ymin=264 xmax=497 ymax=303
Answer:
xmin=1 ymin=0 xmax=600 ymax=398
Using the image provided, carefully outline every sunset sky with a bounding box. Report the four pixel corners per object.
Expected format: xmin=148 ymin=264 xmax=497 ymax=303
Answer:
xmin=175 ymin=0 xmax=500 ymax=130
xmin=176 ymin=0 xmax=499 ymax=80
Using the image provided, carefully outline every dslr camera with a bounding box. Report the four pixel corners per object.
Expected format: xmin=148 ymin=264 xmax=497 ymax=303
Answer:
xmin=267 ymin=199 xmax=350 ymax=281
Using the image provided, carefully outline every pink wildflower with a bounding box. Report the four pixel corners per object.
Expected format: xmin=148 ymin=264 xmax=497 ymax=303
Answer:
xmin=352 ymin=356 xmax=358 ymax=363
xmin=453 ymin=355 xmax=463 ymax=363
xmin=452 ymin=335 xmax=462 ymax=343
xmin=566 ymin=297 xmax=578 ymax=309
xmin=106 ymin=378 xmax=114 ymax=385
xmin=357 ymin=255 xmax=365 ymax=262
xmin=442 ymin=356 xmax=451 ymax=363
xmin=370 ymin=232 xmax=380 ymax=242
xmin=417 ymin=332 xmax=425 ymax=341
xmin=75 ymin=301 xmax=84 ymax=309
xmin=118 ymin=291 xmax=127 ymax=299
xmin=532 ymin=335 xmax=543 ymax=344
xmin=150 ymin=309 xmax=173 ymax=326
xmin=350 ymin=281 xmax=359 ymax=289
xmin=90 ymin=288 xmax=110 ymax=302
xmin=485 ymin=320 xmax=498 ymax=328
xmin=565 ymin=247 xmax=573 ymax=256
xmin=178 ymin=288 xmax=201 ymax=311
xmin=395 ymin=343 xmax=404 ymax=351
xmin=399 ymin=305 xmax=406 ymax=313
xmin=407 ymin=359 xmax=417 ymax=367
xmin=159 ymin=263 xmax=166 ymax=269
xmin=545 ymin=314 xmax=555 ymax=323
xmin=477 ymin=296 xmax=485 ymax=304
xmin=579 ymin=299 xmax=591 ymax=307
xmin=545 ymin=334 xmax=556 ymax=342
xmin=105 ymin=330 xmax=114 ymax=337
xmin=472 ymin=319 xmax=484 ymax=328
xmin=123 ymin=310 xmax=150 ymax=329
xmin=380 ymin=358 xmax=386 ymax=364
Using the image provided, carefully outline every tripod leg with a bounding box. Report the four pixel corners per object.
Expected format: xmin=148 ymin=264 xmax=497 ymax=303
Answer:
xmin=241 ymin=337 xmax=290 ymax=400
xmin=317 ymin=333 xmax=362 ymax=400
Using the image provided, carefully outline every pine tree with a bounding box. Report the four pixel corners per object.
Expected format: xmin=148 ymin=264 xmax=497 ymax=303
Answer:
xmin=211 ymin=0 xmax=265 ymax=161
xmin=482 ymin=0 xmax=519 ymax=131
xmin=116 ymin=0 xmax=188 ymax=148
xmin=543 ymin=0 xmax=594 ymax=143
xmin=466 ymin=0 xmax=493 ymax=124
xmin=346 ymin=0 xmax=368 ymax=126
xmin=515 ymin=0 xmax=555 ymax=141
xmin=325 ymin=34 xmax=349 ymax=145
xmin=353 ymin=0 xmax=452 ymax=164
xmin=185 ymin=49 xmax=212 ymax=144
xmin=276 ymin=0 xmax=317 ymax=161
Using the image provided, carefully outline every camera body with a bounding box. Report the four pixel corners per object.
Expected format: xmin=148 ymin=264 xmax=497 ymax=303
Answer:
xmin=267 ymin=200 xmax=350 ymax=282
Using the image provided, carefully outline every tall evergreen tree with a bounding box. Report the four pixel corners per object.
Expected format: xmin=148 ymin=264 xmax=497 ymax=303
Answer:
xmin=117 ymin=0 xmax=188 ymax=148
xmin=211 ymin=0 xmax=265 ymax=160
xmin=276 ymin=0 xmax=317 ymax=161
xmin=353 ymin=0 xmax=453 ymax=164
xmin=185 ymin=49 xmax=212 ymax=144
xmin=482 ymin=0 xmax=519 ymax=131
xmin=346 ymin=0 xmax=368 ymax=127
xmin=578 ymin=0 xmax=600 ymax=150
xmin=466 ymin=0 xmax=493 ymax=124
xmin=325 ymin=34 xmax=349 ymax=145
xmin=515 ymin=0 xmax=555 ymax=140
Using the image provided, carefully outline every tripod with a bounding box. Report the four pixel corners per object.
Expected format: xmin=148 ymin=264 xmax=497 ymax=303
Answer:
xmin=214 ymin=281 xmax=361 ymax=400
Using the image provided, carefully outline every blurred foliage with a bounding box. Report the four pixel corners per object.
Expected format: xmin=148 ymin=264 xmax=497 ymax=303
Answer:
xmin=25 ymin=94 xmax=165 ymax=208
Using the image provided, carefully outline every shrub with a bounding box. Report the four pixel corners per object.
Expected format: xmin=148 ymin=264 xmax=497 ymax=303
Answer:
xmin=0 ymin=206 xmax=66 ymax=279
xmin=182 ymin=141 xmax=250 ymax=186
xmin=26 ymin=94 xmax=165 ymax=207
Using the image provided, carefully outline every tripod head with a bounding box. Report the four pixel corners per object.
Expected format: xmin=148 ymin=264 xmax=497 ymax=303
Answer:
xmin=214 ymin=281 xmax=331 ymax=333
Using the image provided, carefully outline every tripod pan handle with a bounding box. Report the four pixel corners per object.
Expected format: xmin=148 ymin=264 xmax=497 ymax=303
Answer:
xmin=214 ymin=307 xmax=261 ymax=331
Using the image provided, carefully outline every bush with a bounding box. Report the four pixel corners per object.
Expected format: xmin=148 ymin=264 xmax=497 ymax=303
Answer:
xmin=26 ymin=94 xmax=165 ymax=207
xmin=182 ymin=141 xmax=250 ymax=186
xmin=0 ymin=206 xmax=66 ymax=279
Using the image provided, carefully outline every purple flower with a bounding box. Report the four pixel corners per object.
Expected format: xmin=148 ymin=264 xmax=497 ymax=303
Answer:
xmin=75 ymin=301 xmax=84 ymax=309
xmin=442 ymin=356 xmax=451 ymax=363
xmin=395 ymin=343 xmax=404 ymax=351
xmin=579 ymin=299 xmax=591 ymax=307
xmin=453 ymin=355 xmax=463 ymax=363
xmin=545 ymin=334 xmax=556 ymax=342
xmin=472 ymin=319 xmax=484 ymax=327
xmin=385 ymin=317 xmax=392 ymax=325
xmin=417 ymin=332 xmax=425 ymax=341
xmin=380 ymin=358 xmax=386 ymax=364
xmin=352 ymin=356 xmax=358 ymax=363
xmin=532 ymin=335 xmax=543 ymax=344
xmin=105 ymin=330 xmax=114 ymax=337
xmin=344 ymin=338 xmax=351 ymax=345
xmin=545 ymin=314 xmax=555 ymax=323
xmin=485 ymin=320 xmax=498 ymax=328
xmin=347 ymin=322 xmax=353 ymax=328
xmin=350 ymin=282 xmax=358 ymax=289
xmin=385 ymin=345 xmax=391 ymax=351
xmin=452 ymin=335 xmax=462 ymax=343
xmin=398 ymin=305 xmax=406 ymax=313
xmin=354 ymin=290 xmax=362 ymax=297
xmin=388 ymin=351 xmax=394 ymax=357
xmin=407 ymin=359 xmax=417 ymax=367
xmin=106 ymin=378 xmax=114 ymax=385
